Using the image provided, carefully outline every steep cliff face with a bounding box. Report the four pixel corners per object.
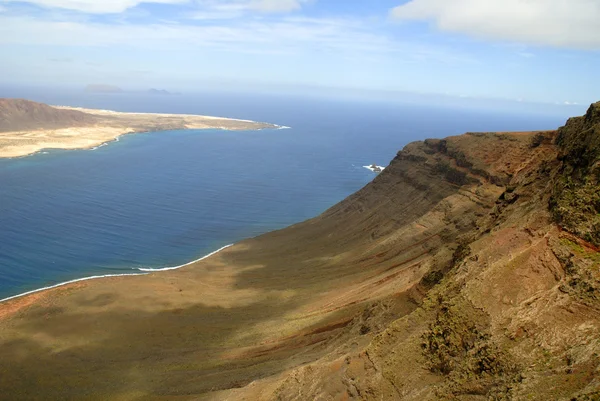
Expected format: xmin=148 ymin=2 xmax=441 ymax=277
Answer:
xmin=551 ymin=102 xmax=600 ymax=246
xmin=0 ymin=107 xmax=599 ymax=401
xmin=213 ymin=114 xmax=600 ymax=400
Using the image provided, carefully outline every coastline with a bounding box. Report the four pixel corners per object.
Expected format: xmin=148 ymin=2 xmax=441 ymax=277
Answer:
xmin=2 ymin=129 xmax=129 ymax=160
xmin=0 ymin=99 xmax=597 ymax=400
xmin=0 ymin=273 xmax=148 ymax=305
xmin=0 ymin=244 xmax=234 ymax=304
xmin=0 ymin=101 xmax=286 ymax=303
xmin=54 ymin=105 xmax=258 ymax=123
xmin=0 ymin=105 xmax=282 ymax=159
xmin=137 ymin=244 xmax=233 ymax=272
xmin=2 ymin=123 xmax=291 ymax=160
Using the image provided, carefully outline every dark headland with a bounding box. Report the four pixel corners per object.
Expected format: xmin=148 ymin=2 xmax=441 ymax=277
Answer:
xmin=0 ymin=101 xmax=599 ymax=400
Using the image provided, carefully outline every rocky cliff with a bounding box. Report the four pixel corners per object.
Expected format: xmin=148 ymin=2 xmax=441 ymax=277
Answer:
xmin=240 ymin=107 xmax=600 ymax=401
xmin=551 ymin=102 xmax=600 ymax=246
xmin=0 ymin=105 xmax=598 ymax=400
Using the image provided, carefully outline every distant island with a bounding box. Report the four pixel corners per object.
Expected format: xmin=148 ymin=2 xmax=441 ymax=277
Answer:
xmin=0 ymin=98 xmax=278 ymax=158
xmin=147 ymin=88 xmax=180 ymax=95
xmin=84 ymin=85 xmax=181 ymax=95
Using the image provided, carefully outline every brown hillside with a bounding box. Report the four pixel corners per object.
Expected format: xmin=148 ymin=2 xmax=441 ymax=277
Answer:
xmin=0 ymin=98 xmax=98 ymax=132
xmin=551 ymin=101 xmax=600 ymax=246
xmin=0 ymin=104 xmax=599 ymax=400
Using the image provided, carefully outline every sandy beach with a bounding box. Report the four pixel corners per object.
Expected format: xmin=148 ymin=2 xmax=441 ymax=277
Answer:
xmin=0 ymin=105 xmax=277 ymax=158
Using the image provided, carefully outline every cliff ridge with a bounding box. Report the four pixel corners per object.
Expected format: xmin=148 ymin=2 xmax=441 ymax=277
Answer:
xmin=551 ymin=101 xmax=600 ymax=246
xmin=0 ymin=104 xmax=599 ymax=400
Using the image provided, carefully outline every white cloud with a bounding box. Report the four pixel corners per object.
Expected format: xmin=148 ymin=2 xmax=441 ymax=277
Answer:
xmin=250 ymin=0 xmax=304 ymax=13
xmin=0 ymin=0 xmax=189 ymax=13
xmin=0 ymin=12 xmax=475 ymax=66
xmin=190 ymin=0 xmax=311 ymax=20
xmin=390 ymin=0 xmax=600 ymax=49
xmin=0 ymin=14 xmax=379 ymax=53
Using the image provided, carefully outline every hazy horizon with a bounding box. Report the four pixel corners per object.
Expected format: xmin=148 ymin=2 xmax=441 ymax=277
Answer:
xmin=1 ymin=0 xmax=599 ymax=107
xmin=0 ymin=82 xmax=589 ymax=120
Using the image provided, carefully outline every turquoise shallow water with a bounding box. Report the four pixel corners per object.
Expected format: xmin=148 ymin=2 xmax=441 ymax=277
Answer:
xmin=0 ymin=92 xmax=569 ymax=300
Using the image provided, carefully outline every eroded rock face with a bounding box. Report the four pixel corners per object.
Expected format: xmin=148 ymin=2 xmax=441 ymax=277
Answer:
xmin=551 ymin=102 xmax=600 ymax=246
xmin=215 ymin=110 xmax=600 ymax=401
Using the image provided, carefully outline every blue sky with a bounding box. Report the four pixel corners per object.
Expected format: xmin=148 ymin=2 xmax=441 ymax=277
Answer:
xmin=0 ymin=0 xmax=598 ymax=105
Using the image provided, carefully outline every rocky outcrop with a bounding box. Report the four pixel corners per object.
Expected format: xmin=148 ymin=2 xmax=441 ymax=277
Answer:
xmin=551 ymin=102 xmax=600 ymax=246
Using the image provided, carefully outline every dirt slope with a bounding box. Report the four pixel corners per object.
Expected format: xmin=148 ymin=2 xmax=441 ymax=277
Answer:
xmin=218 ymin=106 xmax=600 ymax=401
xmin=0 ymin=98 xmax=98 ymax=132
xmin=0 ymin=104 xmax=599 ymax=400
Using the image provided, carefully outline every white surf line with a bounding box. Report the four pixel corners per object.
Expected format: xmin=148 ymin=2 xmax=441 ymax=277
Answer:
xmin=89 ymin=135 xmax=121 ymax=151
xmin=0 ymin=244 xmax=235 ymax=304
xmin=0 ymin=273 xmax=149 ymax=304
xmin=137 ymin=244 xmax=233 ymax=272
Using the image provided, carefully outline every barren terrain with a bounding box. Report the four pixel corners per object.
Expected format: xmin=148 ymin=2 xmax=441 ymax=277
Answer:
xmin=0 ymin=102 xmax=599 ymax=400
xmin=0 ymin=99 xmax=276 ymax=158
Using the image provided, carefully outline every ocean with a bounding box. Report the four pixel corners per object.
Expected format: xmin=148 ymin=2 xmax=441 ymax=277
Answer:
xmin=0 ymin=90 xmax=571 ymax=300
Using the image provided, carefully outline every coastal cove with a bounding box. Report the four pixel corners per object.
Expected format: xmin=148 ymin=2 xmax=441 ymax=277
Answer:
xmin=0 ymin=94 xmax=571 ymax=301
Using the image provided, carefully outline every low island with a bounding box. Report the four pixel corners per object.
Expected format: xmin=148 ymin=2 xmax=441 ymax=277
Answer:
xmin=0 ymin=98 xmax=278 ymax=158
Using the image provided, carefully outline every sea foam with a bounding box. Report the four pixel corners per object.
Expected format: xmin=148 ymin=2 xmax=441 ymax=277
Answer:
xmin=363 ymin=165 xmax=386 ymax=172
xmin=0 ymin=244 xmax=233 ymax=304
xmin=90 ymin=136 xmax=121 ymax=151
xmin=137 ymin=244 xmax=233 ymax=272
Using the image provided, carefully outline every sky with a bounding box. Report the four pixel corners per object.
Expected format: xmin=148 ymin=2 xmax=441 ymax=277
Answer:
xmin=0 ymin=0 xmax=599 ymax=105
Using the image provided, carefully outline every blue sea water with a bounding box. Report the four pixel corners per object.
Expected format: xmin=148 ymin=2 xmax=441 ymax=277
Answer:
xmin=0 ymin=91 xmax=570 ymax=300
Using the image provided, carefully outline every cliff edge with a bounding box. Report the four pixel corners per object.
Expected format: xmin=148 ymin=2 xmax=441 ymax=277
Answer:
xmin=247 ymin=106 xmax=600 ymax=401
xmin=551 ymin=102 xmax=600 ymax=246
xmin=0 ymin=104 xmax=598 ymax=400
